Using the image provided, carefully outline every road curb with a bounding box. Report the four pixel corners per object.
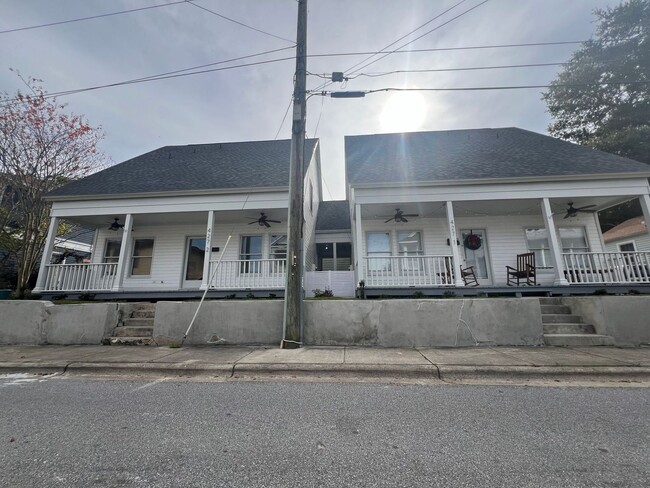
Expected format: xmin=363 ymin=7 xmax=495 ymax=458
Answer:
xmin=232 ymin=363 xmax=441 ymax=379
xmin=437 ymin=365 xmax=650 ymax=382
xmin=64 ymin=362 xmax=234 ymax=377
xmin=0 ymin=361 xmax=68 ymax=374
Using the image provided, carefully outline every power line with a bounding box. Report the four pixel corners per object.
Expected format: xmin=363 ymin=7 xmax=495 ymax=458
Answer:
xmin=314 ymin=81 xmax=650 ymax=97
xmin=339 ymin=0 xmax=471 ymax=80
xmin=185 ymin=0 xmax=295 ymax=44
xmin=349 ymin=62 xmax=568 ymax=78
xmin=348 ymin=0 xmax=490 ymax=77
xmin=274 ymin=95 xmax=294 ymax=140
xmin=314 ymin=0 xmax=489 ymax=93
xmin=1 ymin=54 xmax=295 ymax=104
xmin=0 ymin=0 xmax=188 ymax=35
xmin=307 ymin=40 xmax=587 ymax=59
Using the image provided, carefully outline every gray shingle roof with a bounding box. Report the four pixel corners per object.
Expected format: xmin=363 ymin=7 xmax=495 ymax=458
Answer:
xmin=345 ymin=128 xmax=650 ymax=186
xmin=48 ymin=138 xmax=318 ymax=198
xmin=316 ymin=200 xmax=351 ymax=231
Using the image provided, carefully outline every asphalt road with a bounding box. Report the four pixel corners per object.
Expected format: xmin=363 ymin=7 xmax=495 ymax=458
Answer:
xmin=1 ymin=375 xmax=648 ymax=487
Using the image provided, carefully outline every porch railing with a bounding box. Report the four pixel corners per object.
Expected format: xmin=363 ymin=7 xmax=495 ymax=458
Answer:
xmin=362 ymin=255 xmax=455 ymax=287
xmin=41 ymin=263 xmax=118 ymax=292
xmin=208 ymin=258 xmax=287 ymax=289
xmin=562 ymin=251 xmax=650 ymax=284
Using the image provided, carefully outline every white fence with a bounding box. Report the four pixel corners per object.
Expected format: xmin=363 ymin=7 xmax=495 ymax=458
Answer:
xmin=208 ymin=258 xmax=286 ymax=289
xmin=362 ymin=255 xmax=455 ymax=287
xmin=41 ymin=263 xmax=118 ymax=291
xmin=562 ymin=251 xmax=650 ymax=284
xmin=305 ymin=271 xmax=356 ymax=297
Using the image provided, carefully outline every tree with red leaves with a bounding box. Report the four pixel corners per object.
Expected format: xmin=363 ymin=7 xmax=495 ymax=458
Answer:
xmin=0 ymin=73 xmax=104 ymax=297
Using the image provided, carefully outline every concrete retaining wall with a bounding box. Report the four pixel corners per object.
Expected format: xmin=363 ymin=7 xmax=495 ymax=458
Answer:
xmin=2 ymin=296 xmax=649 ymax=346
xmin=0 ymin=301 xmax=119 ymax=345
xmin=561 ymin=297 xmax=650 ymax=347
xmin=153 ymin=301 xmax=284 ymax=345
xmin=304 ymin=298 xmax=544 ymax=347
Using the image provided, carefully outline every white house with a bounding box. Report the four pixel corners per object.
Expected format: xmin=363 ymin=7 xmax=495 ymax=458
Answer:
xmin=345 ymin=128 xmax=650 ymax=295
xmin=34 ymin=139 xmax=322 ymax=298
xmin=602 ymin=216 xmax=650 ymax=253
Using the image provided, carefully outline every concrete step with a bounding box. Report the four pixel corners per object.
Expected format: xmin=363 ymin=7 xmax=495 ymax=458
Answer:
xmin=541 ymin=314 xmax=583 ymax=324
xmin=131 ymin=310 xmax=155 ymax=319
xmin=113 ymin=326 xmax=154 ymax=338
xmin=543 ymin=334 xmax=615 ymax=346
xmin=123 ymin=318 xmax=154 ymax=328
xmin=539 ymin=297 xmax=562 ymax=305
xmin=543 ymin=323 xmax=596 ymax=335
xmin=540 ymin=304 xmax=571 ymax=315
xmin=110 ymin=336 xmax=156 ymax=346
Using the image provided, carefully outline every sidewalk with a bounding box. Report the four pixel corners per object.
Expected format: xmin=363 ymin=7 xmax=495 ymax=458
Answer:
xmin=1 ymin=345 xmax=649 ymax=384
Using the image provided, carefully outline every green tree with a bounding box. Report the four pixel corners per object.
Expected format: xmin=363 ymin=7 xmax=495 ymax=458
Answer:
xmin=0 ymin=73 xmax=104 ymax=297
xmin=543 ymin=0 xmax=650 ymax=164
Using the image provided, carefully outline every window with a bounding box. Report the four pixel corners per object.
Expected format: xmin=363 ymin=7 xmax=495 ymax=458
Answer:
xmin=316 ymin=242 xmax=352 ymax=271
xmin=185 ymin=238 xmax=206 ymax=281
xmin=130 ymin=238 xmax=154 ymax=276
xmin=618 ymin=242 xmax=636 ymax=252
xmin=525 ymin=227 xmax=589 ymax=267
xmin=367 ymin=232 xmax=391 ymax=271
xmin=309 ymin=181 xmax=314 ymax=214
xmin=398 ymin=231 xmax=422 ymax=256
xmin=103 ymin=240 xmax=121 ymax=264
xmin=270 ymin=235 xmax=287 ymax=260
xmin=240 ymin=235 xmax=262 ymax=273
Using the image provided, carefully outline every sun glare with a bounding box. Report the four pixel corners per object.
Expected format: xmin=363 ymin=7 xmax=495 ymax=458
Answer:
xmin=379 ymin=91 xmax=427 ymax=133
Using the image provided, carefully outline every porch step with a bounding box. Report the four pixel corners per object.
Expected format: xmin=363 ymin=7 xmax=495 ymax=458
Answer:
xmin=123 ymin=318 xmax=154 ymax=328
xmin=541 ymin=313 xmax=583 ymax=324
xmin=539 ymin=297 xmax=615 ymax=347
xmin=539 ymin=297 xmax=563 ymax=305
xmin=540 ymin=304 xmax=571 ymax=315
xmin=110 ymin=336 xmax=156 ymax=346
xmin=543 ymin=323 xmax=596 ymax=335
xmin=543 ymin=334 xmax=615 ymax=347
xmin=112 ymin=326 xmax=154 ymax=338
xmin=104 ymin=303 xmax=157 ymax=346
xmin=131 ymin=310 xmax=155 ymax=319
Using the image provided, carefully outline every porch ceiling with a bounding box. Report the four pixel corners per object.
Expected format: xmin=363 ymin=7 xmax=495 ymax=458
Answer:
xmin=360 ymin=196 xmax=636 ymax=219
xmin=61 ymin=208 xmax=289 ymax=228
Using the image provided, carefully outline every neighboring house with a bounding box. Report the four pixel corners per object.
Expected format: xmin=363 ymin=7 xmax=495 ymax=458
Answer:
xmin=52 ymin=225 xmax=96 ymax=264
xmin=602 ymin=216 xmax=650 ymax=253
xmin=345 ymin=128 xmax=650 ymax=294
xmin=34 ymin=139 xmax=321 ymax=298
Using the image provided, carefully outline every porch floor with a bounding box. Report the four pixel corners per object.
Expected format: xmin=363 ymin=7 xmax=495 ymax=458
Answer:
xmin=362 ymin=284 xmax=650 ymax=298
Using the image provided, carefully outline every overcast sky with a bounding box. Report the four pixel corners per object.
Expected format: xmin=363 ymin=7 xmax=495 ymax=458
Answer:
xmin=1 ymin=0 xmax=619 ymax=200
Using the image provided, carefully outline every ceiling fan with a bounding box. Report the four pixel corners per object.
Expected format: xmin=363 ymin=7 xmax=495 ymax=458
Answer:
xmin=557 ymin=202 xmax=596 ymax=219
xmin=108 ymin=217 xmax=125 ymax=231
xmin=248 ymin=212 xmax=281 ymax=228
xmin=385 ymin=208 xmax=418 ymax=223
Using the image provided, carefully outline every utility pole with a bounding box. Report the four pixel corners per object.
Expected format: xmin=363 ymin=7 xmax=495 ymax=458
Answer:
xmin=282 ymin=0 xmax=307 ymax=349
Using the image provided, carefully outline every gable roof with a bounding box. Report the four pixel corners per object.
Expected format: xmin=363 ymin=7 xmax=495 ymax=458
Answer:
xmin=48 ymin=138 xmax=318 ymax=199
xmin=345 ymin=128 xmax=650 ymax=186
xmin=316 ymin=200 xmax=351 ymax=231
xmin=603 ymin=216 xmax=648 ymax=243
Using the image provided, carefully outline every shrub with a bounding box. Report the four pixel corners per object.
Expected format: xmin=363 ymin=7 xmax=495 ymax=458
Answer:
xmin=313 ymin=287 xmax=334 ymax=298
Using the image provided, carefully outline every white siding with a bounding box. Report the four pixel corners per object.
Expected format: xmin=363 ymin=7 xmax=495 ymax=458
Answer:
xmin=604 ymin=233 xmax=650 ymax=252
xmin=302 ymin=150 xmax=320 ymax=271
xmin=358 ymin=212 xmax=603 ymax=286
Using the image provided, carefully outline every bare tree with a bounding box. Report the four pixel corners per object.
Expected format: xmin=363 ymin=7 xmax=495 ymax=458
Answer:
xmin=0 ymin=73 xmax=104 ymax=296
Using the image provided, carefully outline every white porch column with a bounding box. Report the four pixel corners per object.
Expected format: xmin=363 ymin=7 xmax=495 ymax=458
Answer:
xmin=639 ymin=194 xmax=650 ymax=234
xmin=33 ymin=216 xmax=59 ymax=292
xmin=200 ymin=210 xmax=214 ymax=291
xmin=111 ymin=213 xmax=133 ymax=292
xmin=354 ymin=203 xmax=363 ymax=286
xmin=445 ymin=201 xmax=465 ymax=286
xmin=541 ymin=198 xmax=569 ymax=285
